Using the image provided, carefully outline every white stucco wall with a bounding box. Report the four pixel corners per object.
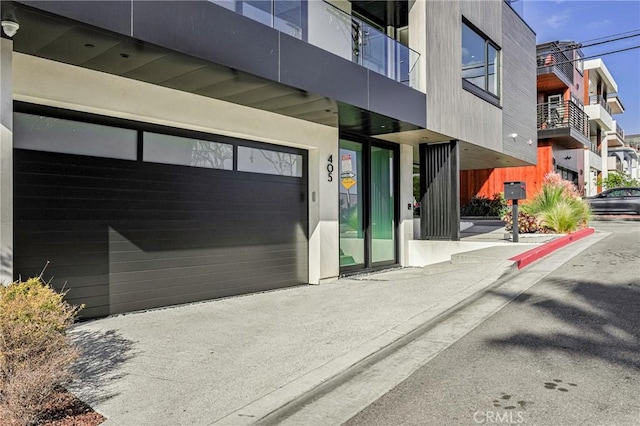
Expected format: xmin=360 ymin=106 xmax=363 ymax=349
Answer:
xmin=399 ymin=143 xmax=414 ymax=266
xmin=0 ymin=39 xmax=13 ymax=284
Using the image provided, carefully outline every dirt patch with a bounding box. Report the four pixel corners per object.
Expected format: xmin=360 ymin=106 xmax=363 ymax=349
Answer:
xmin=39 ymin=388 xmax=105 ymax=426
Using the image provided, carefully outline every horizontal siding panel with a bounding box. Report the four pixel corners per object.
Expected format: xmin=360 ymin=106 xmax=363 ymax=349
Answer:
xmin=110 ymin=251 xmax=302 ymax=274
xmin=110 ymin=258 xmax=301 ymax=285
xmin=108 ymin=244 xmax=303 ymax=263
xmin=110 ymin=265 xmax=301 ymax=297
xmin=109 ymin=274 xmax=302 ymax=314
xmin=14 ymin=145 xmax=308 ymax=318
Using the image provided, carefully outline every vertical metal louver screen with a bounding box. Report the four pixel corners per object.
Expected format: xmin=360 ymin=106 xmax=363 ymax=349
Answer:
xmin=419 ymin=141 xmax=460 ymax=240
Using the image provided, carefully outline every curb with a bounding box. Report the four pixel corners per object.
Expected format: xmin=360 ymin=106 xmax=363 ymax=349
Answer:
xmin=218 ymin=229 xmax=596 ymax=425
xmin=216 ymin=260 xmax=517 ymax=425
xmin=591 ymin=215 xmax=640 ymax=221
xmin=509 ymin=227 xmax=596 ymax=269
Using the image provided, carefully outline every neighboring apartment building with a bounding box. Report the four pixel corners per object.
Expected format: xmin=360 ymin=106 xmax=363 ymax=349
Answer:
xmin=460 ymin=41 xmax=626 ymax=202
xmin=0 ymin=0 xmax=535 ymax=317
xmin=582 ymin=58 xmax=625 ymax=195
xmin=607 ymin=129 xmax=639 ymax=181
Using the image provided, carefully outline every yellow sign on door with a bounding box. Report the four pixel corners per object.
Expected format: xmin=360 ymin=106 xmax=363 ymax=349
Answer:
xmin=341 ymin=177 xmax=356 ymax=190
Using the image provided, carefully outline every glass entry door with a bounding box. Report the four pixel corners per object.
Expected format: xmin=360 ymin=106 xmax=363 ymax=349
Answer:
xmin=339 ymin=137 xmax=398 ymax=272
xmin=338 ymin=139 xmax=365 ymax=268
xmin=370 ymin=146 xmax=395 ymax=263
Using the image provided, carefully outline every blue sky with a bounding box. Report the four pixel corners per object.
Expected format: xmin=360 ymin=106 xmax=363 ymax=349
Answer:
xmin=513 ymin=0 xmax=640 ymax=136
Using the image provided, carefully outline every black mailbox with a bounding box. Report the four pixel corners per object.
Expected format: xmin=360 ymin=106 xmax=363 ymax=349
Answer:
xmin=504 ymin=181 xmax=526 ymax=200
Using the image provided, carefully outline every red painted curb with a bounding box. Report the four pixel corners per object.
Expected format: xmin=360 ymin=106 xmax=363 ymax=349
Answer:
xmin=509 ymin=227 xmax=596 ymax=269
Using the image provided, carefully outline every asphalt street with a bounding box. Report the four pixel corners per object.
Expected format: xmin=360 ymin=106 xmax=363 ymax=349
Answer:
xmin=274 ymin=221 xmax=639 ymax=426
xmin=340 ymin=220 xmax=639 ymax=426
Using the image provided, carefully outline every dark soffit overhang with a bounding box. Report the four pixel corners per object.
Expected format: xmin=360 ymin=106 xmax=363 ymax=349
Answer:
xmin=3 ymin=1 xmax=425 ymax=137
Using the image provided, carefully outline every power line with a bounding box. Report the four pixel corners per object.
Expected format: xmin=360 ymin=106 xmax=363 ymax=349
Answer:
xmin=578 ymin=29 xmax=640 ymax=45
xmin=538 ymin=45 xmax=640 ymax=69
xmin=549 ymin=32 xmax=640 ymax=55
xmin=579 ymin=33 xmax=640 ymax=50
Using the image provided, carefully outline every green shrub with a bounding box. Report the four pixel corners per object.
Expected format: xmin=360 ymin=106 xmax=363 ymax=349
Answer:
xmin=521 ymin=184 xmax=564 ymax=217
xmin=597 ymin=171 xmax=640 ymax=189
xmin=462 ymin=193 xmax=507 ymax=217
xmin=0 ymin=277 xmax=81 ymax=425
xmin=521 ymin=172 xmax=590 ymax=233
xmin=502 ymin=210 xmax=547 ymax=234
xmin=538 ymin=198 xmax=585 ymax=234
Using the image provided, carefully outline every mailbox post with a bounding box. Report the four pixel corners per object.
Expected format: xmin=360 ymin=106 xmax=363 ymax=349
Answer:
xmin=504 ymin=181 xmax=527 ymax=242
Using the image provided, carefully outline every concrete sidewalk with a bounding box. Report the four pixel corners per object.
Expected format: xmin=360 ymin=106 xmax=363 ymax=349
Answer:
xmin=68 ymin=230 xmax=583 ymax=426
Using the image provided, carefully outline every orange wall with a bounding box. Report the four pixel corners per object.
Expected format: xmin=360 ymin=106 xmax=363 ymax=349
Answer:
xmin=460 ymin=143 xmax=554 ymax=205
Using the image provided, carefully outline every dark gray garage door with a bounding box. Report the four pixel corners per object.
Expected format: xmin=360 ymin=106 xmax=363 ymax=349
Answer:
xmin=13 ymin=111 xmax=308 ymax=318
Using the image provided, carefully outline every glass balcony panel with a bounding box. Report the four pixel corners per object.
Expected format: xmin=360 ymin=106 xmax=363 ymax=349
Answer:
xmin=209 ymin=0 xmax=420 ymax=88
xmin=359 ymin=21 xmax=388 ymax=78
xmin=209 ymin=0 xmax=237 ymax=11
xmin=307 ymin=0 xmax=353 ymax=61
xmin=274 ymin=0 xmax=303 ymax=39
xmin=396 ymin=43 xmax=409 ymax=85
xmin=242 ymin=1 xmax=273 ymax=26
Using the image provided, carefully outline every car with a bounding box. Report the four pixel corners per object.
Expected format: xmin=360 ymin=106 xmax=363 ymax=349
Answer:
xmin=585 ymin=187 xmax=640 ymax=215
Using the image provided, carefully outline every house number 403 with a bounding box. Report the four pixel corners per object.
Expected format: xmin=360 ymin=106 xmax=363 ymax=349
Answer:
xmin=327 ymin=155 xmax=334 ymax=182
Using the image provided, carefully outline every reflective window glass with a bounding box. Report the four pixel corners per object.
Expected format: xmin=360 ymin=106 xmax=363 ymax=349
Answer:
xmin=274 ymin=0 xmax=303 ymax=39
xmin=462 ymin=23 xmax=486 ymax=90
xmin=237 ymin=146 xmax=302 ymax=176
xmin=487 ymin=44 xmax=499 ymax=96
xmin=462 ymin=21 xmax=500 ymax=99
xmin=242 ymin=0 xmax=272 ymax=26
xmin=339 ymin=140 xmax=364 ymax=267
xmin=143 ymin=132 xmax=233 ymax=170
xmin=208 ymin=0 xmax=237 ymax=11
xmin=14 ymin=113 xmax=137 ymax=160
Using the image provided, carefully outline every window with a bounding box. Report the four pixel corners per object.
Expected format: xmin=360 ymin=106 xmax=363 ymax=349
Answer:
xmin=237 ymin=146 xmax=302 ymax=176
xmin=575 ymin=50 xmax=584 ymax=74
xmin=556 ymin=166 xmax=578 ymax=187
xmin=143 ymin=132 xmax=233 ymax=170
xmin=14 ymin=113 xmax=137 ymax=160
xmin=462 ymin=21 xmax=500 ymax=99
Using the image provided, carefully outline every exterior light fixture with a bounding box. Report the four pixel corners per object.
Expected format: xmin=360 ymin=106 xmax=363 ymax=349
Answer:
xmin=1 ymin=20 xmax=19 ymax=38
xmin=509 ymin=133 xmax=518 ymax=143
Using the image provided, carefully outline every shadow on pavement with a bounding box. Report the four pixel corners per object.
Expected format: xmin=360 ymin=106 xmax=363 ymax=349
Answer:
xmin=487 ymin=277 xmax=640 ymax=370
xmin=69 ymin=329 xmax=137 ymax=406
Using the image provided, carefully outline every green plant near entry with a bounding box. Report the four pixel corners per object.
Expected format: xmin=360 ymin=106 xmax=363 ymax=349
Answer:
xmin=518 ymin=172 xmax=590 ymax=233
xmin=537 ymin=198 xmax=589 ymax=234
xmin=0 ymin=277 xmax=82 ymax=425
xmin=461 ymin=193 xmax=508 ymax=217
xmin=502 ymin=210 xmax=547 ymax=234
xmin=596 ymin=171 xmax=640 ymax=190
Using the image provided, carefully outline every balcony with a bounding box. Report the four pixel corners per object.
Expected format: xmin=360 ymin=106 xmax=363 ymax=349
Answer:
xmin=606 ymin=122 xmax=625 ymax=148
xmin=210 ymin=0 xmax=420 ymax=88
xmin=588 ymin=142 xmax=602 ymax=172
xmin=607 ymin=93 xmax=625 ymax=114
xmin=607 ymin=154 xmax=623 ymax=173
xmin=9 ymin=0 xmax=427 ymax=133
xmin=537 ymin=100 xmax=590 ymax=148
xmin=585 ymin=95 xmax=614 ymax=132
xmin=536 ymin=42 xmax=574 ymax=91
